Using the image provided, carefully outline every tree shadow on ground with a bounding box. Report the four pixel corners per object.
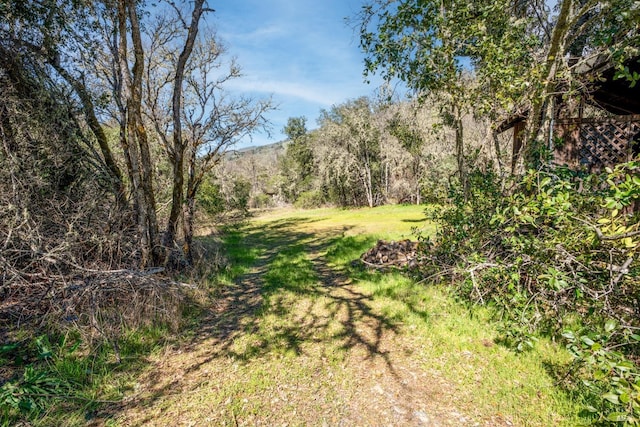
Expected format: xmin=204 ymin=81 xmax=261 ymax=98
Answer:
xmin=117 ymin=215 xmax=431 ymax=414
xmin=186 ymin=216 xmax=399 ymax=367
xmin=401 ymin=218 xmax=427 ymax=223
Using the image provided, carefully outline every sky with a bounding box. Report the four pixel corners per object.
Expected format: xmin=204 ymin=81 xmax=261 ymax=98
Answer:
xmin=206 ymin=0 xmax=393 ymax=149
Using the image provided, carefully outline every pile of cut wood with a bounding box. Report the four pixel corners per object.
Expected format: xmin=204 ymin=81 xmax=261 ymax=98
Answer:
xmin=360 ymin=239 xmax=420 ymax=269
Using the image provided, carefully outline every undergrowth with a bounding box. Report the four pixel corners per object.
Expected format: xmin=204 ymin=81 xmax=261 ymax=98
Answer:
xmin=0 ymin=246 xmax=219 ymax=426
xmin=0 ymin=325 xmax=170 ymax=426
xmin=418 ymin=161 xmax=640 ymax=425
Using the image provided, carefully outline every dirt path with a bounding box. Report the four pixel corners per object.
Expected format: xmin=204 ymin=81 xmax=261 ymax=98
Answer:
xmin=113 ymin=218 xmax=507 ymax=426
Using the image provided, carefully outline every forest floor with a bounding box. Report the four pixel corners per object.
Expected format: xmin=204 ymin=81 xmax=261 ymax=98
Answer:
xmin=111 ymin=206 xmax=580 ymax=426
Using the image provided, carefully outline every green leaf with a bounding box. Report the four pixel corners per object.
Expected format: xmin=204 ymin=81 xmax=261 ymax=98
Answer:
xmin=0 ymin=343 xmax=19 ymax=354
xmin=619 ymin=393 xmax=631 ymax=404
xmin=581 ymin=336 xmax=595 ymax=346
xmin=603 ymin=393 xmax=620 ymax=404
xmin=616 ymin=361 xmax=634 ymax=371
xmin=606 ymin=412 xmax=628 ymax=422
xmin=594 ymin=369 xmax=607 ymax=380
xmin=605 ymin=320 xmax=617 ymax=333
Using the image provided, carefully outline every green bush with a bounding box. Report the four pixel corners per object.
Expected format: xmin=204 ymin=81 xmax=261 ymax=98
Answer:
xmin=229 ymin=179 xmax=252 ymax=212
xmin=251 ymin=193 xmax=274 ymax=209
xmin=418 ymin=162 xmax=640 ymax=424
xmin=293 ymin=190 xmax=324 ymax=209
xmin=197 ymin=179 xmax=225 ymax=215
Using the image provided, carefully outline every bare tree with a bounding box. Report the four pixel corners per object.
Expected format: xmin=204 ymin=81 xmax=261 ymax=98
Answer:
xmin=113 ymin=0 xmax=161 ymax=266
xmin=143 ymin=8 xmax=273 ymax=263
xmin=163 ymin=0 xmax=210 ymax=254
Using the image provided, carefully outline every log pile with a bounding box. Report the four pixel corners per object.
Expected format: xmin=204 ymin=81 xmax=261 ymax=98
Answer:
xmin=360 ymin=239 xmax=420 ymax=269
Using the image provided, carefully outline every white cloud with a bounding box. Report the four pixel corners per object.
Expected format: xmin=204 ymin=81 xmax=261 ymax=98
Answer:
xmin=226 ymin=78 xmax=345 ymax=106
xmin=222 ymin=24 xmax=287 ymax=44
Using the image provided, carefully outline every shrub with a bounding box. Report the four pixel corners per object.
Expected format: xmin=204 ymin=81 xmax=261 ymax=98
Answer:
xmin=294 ymin=190 xmax=325 ymax=209
xmin=197 ymin=179 xmax=225 ymax=215
xmin=250 ymin=193 xmax=274 ymax=209
xmin=418 ymin=162 xmax=640 ymax=424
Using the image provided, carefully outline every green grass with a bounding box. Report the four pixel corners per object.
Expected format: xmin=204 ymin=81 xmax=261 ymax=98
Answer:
xmin=201 ymin=205 xmax=583 ymax=426
xmin=359 ymin=275 xmax=580 ymax=425
xmin=9 ymin=205 xmax=585 ymax=426
xmin=0 ymin=323 xmax=171 ymax=426
xmin=253 ymin=204 xmax=434 ymax=240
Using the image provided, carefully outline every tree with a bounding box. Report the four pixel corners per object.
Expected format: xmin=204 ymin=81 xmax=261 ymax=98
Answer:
xmin=0 ymin=0 xmax=126 ymax=200
xmin=359 ymin=0 xmax=516 ymax=193
xmin=119 ymin=0 xmax=163 ymax=266
xmin=517 ymin=0 xmax=640 ymax=170
xmin=280 ymin=116 xmax=315 ymax=202
xmin=162 ymin=0 xmax=210 ymax=256
xmin=74 ymin=0 xmax=272 ymax=266
xmin=358 ymin=0 xmax=639 ymax=175
xmin=142 ymin=5 xmax=273 ymax=263
xmin=317 ymin=97 xmax=383 ymax=208
xmin=388 ymin=108 xmax=425 ymax=204
xmin=0 ymin=0 xmax=140 ymax=297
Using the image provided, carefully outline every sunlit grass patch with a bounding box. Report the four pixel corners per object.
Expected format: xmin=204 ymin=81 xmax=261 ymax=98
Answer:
xmin=213 ymin=227 xmax=264 ymax=287
xmin=263 ymin=245 xmax=318 ymax=295
xmin=324 ymin=234 xmax=379 ymax=268
xmin=253 ymin=204 xmax=434 ymax=240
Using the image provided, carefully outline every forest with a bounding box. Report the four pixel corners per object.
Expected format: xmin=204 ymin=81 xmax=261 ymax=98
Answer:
xmin=1 ymin=0 xmax=640 ymax=425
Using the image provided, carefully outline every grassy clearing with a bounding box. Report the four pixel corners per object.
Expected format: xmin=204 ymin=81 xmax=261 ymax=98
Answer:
xmin=252 ymin=204 xmax=434 ymax=239
xmin=117 ymin=205 xmax=582 ymax=426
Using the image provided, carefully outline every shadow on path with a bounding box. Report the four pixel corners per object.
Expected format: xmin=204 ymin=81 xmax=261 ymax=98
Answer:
xmin=117 ymin=215 xmax=417 ymax=422
xmin=185 ymin=215 xmax=399 ymax=372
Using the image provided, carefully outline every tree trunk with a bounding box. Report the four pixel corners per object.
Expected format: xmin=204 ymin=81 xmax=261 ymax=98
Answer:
xmin=114 ymin=0 xmax=161 ymax=267
xmin=43 ymin=60 xmax=126 ymax=203
xmin=454 ymin=106 xmax=467 ymax=199
xmin=362 ymin=162 xmax=374 ymax=208
xmin=485 ymin=121 xmax=504 ymax=178
xmin=129 ymin=0 xmax=161 ymax=266
xmin=413 ymin=155 xmax=421 ymax=205
xmin=164 ymin=0 xmax=206 ymax=258
xmin=182 ymin=177 xmax=198 ymax=266
xmin=116 ymin=0 xmax=142 ymax=221
xmin=182 ymin=199 xmax=195 ymax=265
xmin=516 ymin=0 xmax=573 ymax=173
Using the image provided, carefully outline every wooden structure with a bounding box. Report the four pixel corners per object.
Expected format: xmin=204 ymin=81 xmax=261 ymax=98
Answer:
xmin=498 ymin=54 xmax=640 ymax=171
xmin=554 ymin=115 xmax=640 ymax=170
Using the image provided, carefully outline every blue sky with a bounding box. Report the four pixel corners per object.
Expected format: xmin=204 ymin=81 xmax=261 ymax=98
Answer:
xmin=207 ymin=0 xmax=390 ymax=149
